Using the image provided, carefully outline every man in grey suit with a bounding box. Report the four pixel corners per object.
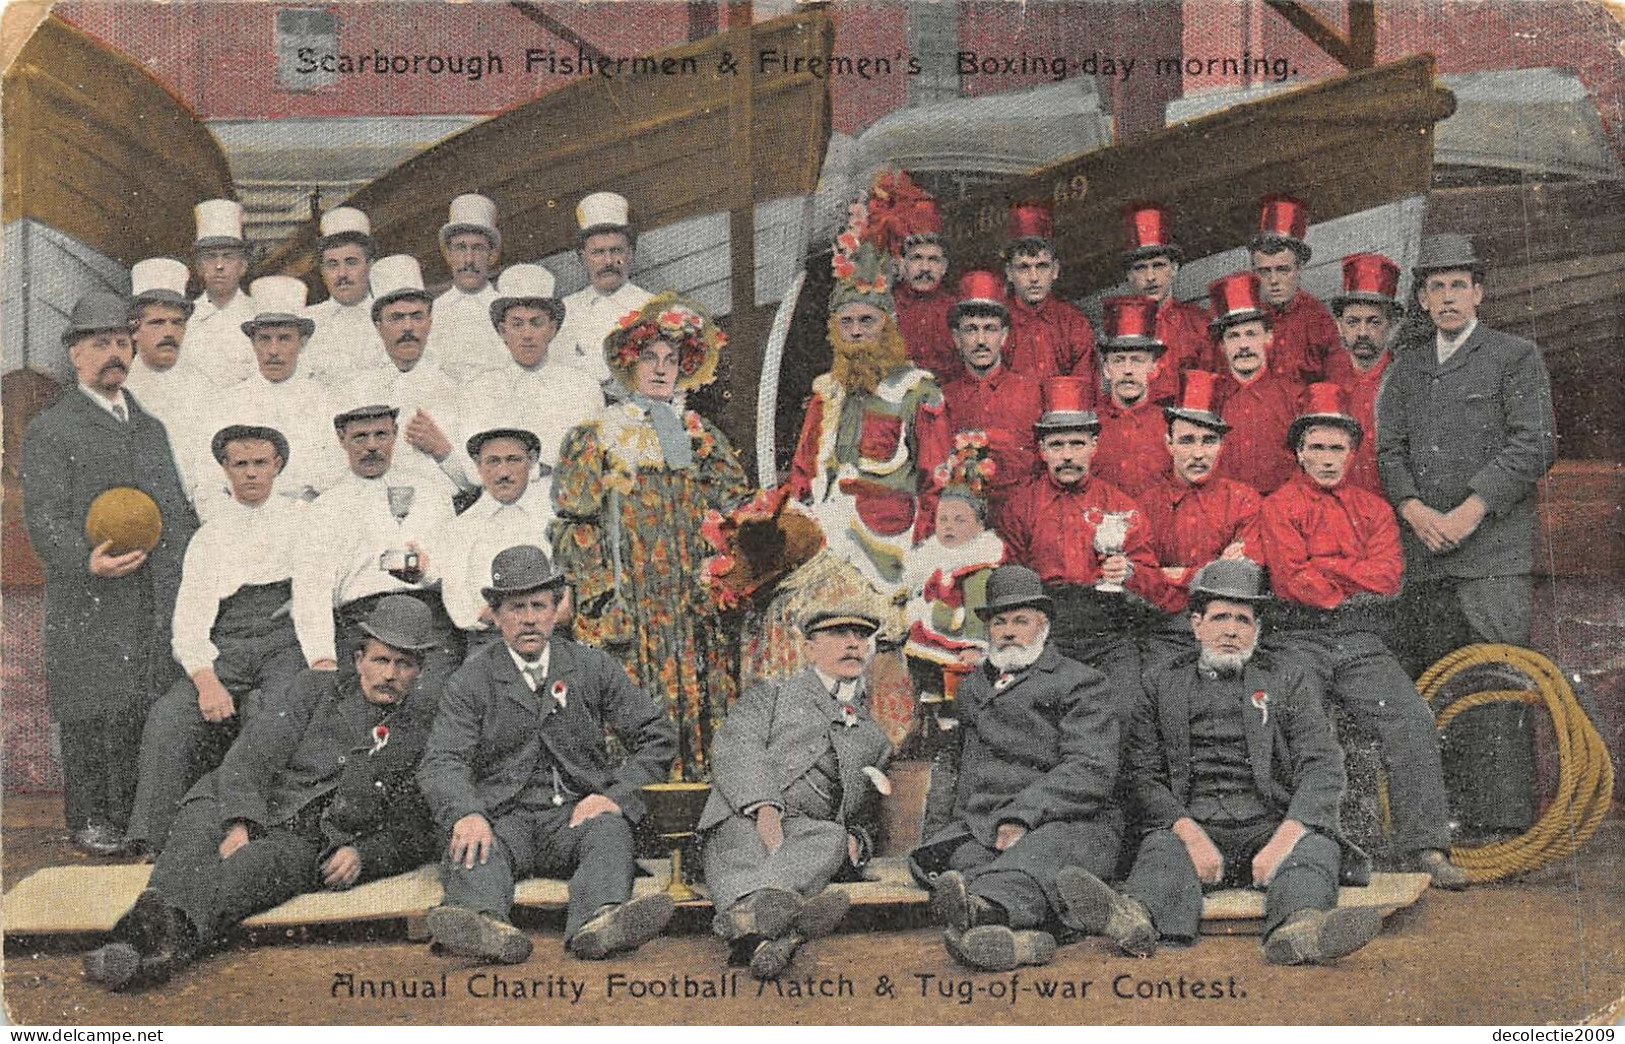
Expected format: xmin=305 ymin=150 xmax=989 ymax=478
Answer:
xmin=82 ymin=596 xmax=441 ymax=991
xmin=21 ymin=291 xmax=198 ymax=855
xmin=1058 ymin=559 xmax=1381 ymax=966
xmin=1376 ymin=233 xmax=1557 ymax=836
xmin=909 ymin=565 xmax=1123 ymax=972
xmin=417 ymin=545 xmax=677 ymax=964
xmin=701 ymin=607 xmax=893 ymax=979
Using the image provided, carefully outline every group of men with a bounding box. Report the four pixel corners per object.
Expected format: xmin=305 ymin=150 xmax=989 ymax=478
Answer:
xmin=20 ymin=177 xmax=1556 ymax=987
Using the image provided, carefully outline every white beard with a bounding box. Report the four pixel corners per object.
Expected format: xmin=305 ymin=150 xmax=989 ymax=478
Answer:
xmin=987 ymin=623 xmax=1051 ymax=672
xmin=1198 ymin=640 xmax=1257 ymax=677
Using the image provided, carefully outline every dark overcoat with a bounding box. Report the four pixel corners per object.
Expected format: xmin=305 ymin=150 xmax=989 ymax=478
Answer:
xmin=416 ymin=638 xmax=677 ymax=829
xmin=19 ymin=389 xmax=197 ymax=720
xmin=1375 ymin=323 xmax=1556 ymax=580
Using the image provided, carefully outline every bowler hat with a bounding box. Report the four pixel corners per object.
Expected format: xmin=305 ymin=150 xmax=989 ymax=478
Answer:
xmin=481 ymin=545 xmax=567 ymax=602
xmin=1189 ymin=558 xmax=1271 ymax=604
xmin=466 ymin=427 xmax=542 ymax=460
xmin=61 ymin=292 xmax=132 ymax=348
xmin=974 ymin=565 xmax=1055 ymax=620
xmin=798 ymin=607 xmax=881 ymax=637
xmin=211 ymin=423 xmax=290 ymax=466
xmin=1413 ymin=233 xmax=1484 ymax=278
xmin=357 ymin=594 xmax=439 ymax=651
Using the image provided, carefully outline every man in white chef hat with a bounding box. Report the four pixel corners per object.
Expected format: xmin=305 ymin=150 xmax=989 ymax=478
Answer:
xmin=302 ymin=206 xmax=385 ymax=389
xmin=553 ymin=191 xmax=654 ymax=388
xmin=124 ymin=257 xmax=221 ymax=505
xmin=426 ymin=193 xmax=511 ymax=383
xmin=180 ymin=199 xmax=258 ymax=387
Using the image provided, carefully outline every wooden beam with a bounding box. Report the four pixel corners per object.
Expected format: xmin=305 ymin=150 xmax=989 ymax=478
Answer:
xmin=1347 ymin=1 xmax=1378 ymax=71
xmin=688 ymin=0 xmax=719 ymax=41
xmin=507 ymin=2 xmax=611 ymax=65
xmin=1264 ymin=0 xmax=1370 ymax=71
xmin=725 ymin=0 xmax=760 ymax=445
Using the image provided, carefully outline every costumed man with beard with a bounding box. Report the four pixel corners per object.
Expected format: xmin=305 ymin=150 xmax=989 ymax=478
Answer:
xmin=22 ymin=292 xmax=198 ymax=855
xmin=179 ymin=199 xmax=257 ymax=387
xmin=1121 ymin=201 xmax=1213 ymax=404
xmin=700 ymin=607 xmax=891 ymax=980
xmin=83 ymin=597 xmax=442 ymax=991
xmin=1209 ymin=272 xmax=1304 ymax=496
xmin=910 ymin=565 xmax=1124 ymax=972
xmin=938 ymin=270 xmax=1043 ymax=530
xmin=553 ymin=191 xmax=655 ymax=388
xmin=1377 ymin=233 xmax=1556 ymax=840
xmin=1137 ymin=370 xmax=1263 ymax=664
xmin=122 ymin=257 xmax=220 ymax=508
xmin=1324 ymin=253 xmax=1404 ymax=494
xmin=1092 ymin=296 xmax=1174 ymax=499
xmin=1002 ymin=202 xmax=1097 ymax=389
xmin=301 ymin=206 xmax=383 ymax=389
xmin=337 ymin=255 xmax=471 ymax=499
xmin=1248 ymin=195 xmax=1338 ymax=387
xmin=426 ymin=194 xmax=509 ymax=383
xmin=127 ymin=425 xmax=316 ymax=857
xmin=1259 ymin=384 xmax=1468 ymax=888
xmin=1057 ymin=559 xmax=1383 ymax=967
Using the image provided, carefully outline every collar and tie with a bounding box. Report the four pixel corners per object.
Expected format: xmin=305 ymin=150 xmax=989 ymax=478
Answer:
xmin=111 ymin=400 xmax=127 ymax=424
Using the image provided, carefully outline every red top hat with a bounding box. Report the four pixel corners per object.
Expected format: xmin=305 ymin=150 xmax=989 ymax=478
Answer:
xmin=1008 ymin=201 xmax=1054 ymax=242
xmin=1034 ymin=376 xmax=1098 ymax=433
xmin=1099 ymin=296 xmax=1166 ymax=356
xmin=1163 ymin=369 xmax=1229 ymax=433
xmin=1253 ymin=194 xmax=1311 ymax=262
xmin=1122 ymin=201 xmax=1182 ymax=263
xmin=1288 ymin=381 xmax=1363 ymax=449
xmin=947 ymin=269 xmax=1008 ymax=326
xmin=1329 ymin=252 xmax=1402 ymax=312
xmin=905 ymin=198 xmax=943 ymax=241
xmin=1206 ymin=272 xmax=1268 ymax=333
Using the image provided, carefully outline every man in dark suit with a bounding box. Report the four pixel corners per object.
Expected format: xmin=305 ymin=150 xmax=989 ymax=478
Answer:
xmin=417 ymin=545 xmax=677 ymax=964
xmin=1058 ymin=559 xmax=1380 ymax=966
xmin=21 ymin=291 xmax=198 ymax=855
xmin=909 ymin=565 xmax=1123 ymax=972
xmin=81 ymin=596 xmax=442 ymax=991
xmin=1376 ymin=233 xmax=1557 ymax=838
xmin=701 ymin=607 xmax=893 ymax=979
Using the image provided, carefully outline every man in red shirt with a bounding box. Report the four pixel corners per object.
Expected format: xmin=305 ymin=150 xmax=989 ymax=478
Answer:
xmin=1003 ymin=203 xmax=1097 ymax=392
xmin=1209 ymin=272 xmax=1303 ymax=495
xmin=1249 ymin=195 xmax=1338 ymax=387
xmin=1002 ymin=377 xmax=1183 ymax=707
xmin=1092 ymin=296 xmax=1171 ymax=500
xmin=892 ymin=201 xmax=960 ymax=383
xmin=1258 ymin=384 xmax=1468 ymax=889
xmin=938 ymin=271 xmax=1043 ymax=528
xmin=1323 ymin=253 xmax=1401 ymax=495
xmin=1137 ymin=370 xmax=1263 ymax=662
xmin=1121 ymin=201 xmax=1213 ymax=403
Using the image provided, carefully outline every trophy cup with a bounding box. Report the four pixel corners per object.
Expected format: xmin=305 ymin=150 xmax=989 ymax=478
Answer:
xmin=1092 ymin=509 xmax=1136 ymax=593
xmin=379 ymin=486 xmax=420 ymax=578
xmin=638 ymin=781 xmax=712 ymax=902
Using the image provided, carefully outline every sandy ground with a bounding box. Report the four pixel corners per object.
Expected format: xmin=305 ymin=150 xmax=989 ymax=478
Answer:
xmin=3 ymin=795 xmax=1621 ymax=1027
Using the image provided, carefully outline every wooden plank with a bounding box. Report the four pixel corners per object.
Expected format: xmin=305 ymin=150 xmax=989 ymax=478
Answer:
xmin=939 ymin=55 xmax=1454 ymax=298
xmin=1427 ymin=183 xmax=1625 ymax=266
xmin=1536 ymin=461 xmax=1625 ymax=578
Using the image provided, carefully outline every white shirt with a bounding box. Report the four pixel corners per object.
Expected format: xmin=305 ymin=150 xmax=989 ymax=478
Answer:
xmin=1435 ymin=318 xmax=1479 ymax=366
xmin=124 ymin=357 xmax=224 ymax=506
xmin=508 ymin=643 xmax=553 ymax=693
xmin=206 ymin=367 xmax=342 ymax=517
xmin=554 ymin=282 xmax=654 ymax=385
xmin=454 ymin=360 xmax=604 ymax=483
xmin=428 ymin=284 xmax=508 ymax=383
xmin=440 ymin=483 xmax=555 ymax=631
xmin=303 ymin=295 xmax=384 ymax=389
xmin=183 ymin=289 xmax=258 ymax=387
xmin=292 ymin=468 xmax=456 ymax=664
xmin=170 ymin=496 xmax=313 ymax=674
xmin=811 ymin=667 xmax=860 ymax=704
xmin=336 ymin=360 xmax=471 ymax=494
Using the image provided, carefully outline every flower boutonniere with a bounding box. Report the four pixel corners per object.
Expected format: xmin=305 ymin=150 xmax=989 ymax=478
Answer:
xmin=369 ymin=724 xmax=389 ymax=756
xmin=550 ymin=680 xmax=568 ymax=710
xmin=1251 ymin=690 xmax=1270 ymax=727
xmin=839 ymin=703 xmax=859 ymax=728
xmin=994 ymin=672 xmax=1016 ymax=692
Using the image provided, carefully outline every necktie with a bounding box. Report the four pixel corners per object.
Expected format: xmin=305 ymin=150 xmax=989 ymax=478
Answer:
xmin=111 ymin=401 xmax=127 ymax=424
xmin=522 ymin=663 xmax=544 ymax=691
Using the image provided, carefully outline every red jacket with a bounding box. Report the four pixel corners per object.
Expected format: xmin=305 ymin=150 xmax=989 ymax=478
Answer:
xmin=1215 ymin=371 xmax=1303 ymax=496
xmin=1323 ymin=350 xmax=1391 ymax=495
xmin=1001 ymin=473 xmax=1184 ymax=612
xmin=1151 ymin=297 xmax=1215 ymax=404
xmin=1266 ymin=290 xmax=1339 ymax=386
xmin=1093 ymin=395 xmax=1170 ymax=500
xmin=895 ymin=284 xmax=961 ymax=382
xmin=941 ymin=364 xmax=1044 ymax=518
xmin=1006 ymin=296 xmax=1098 ymax=390
xmin=1137 ymin=472 xmax=1263 ymax=592
xmin=1259 ymin=470 xmax=1403 ymax=610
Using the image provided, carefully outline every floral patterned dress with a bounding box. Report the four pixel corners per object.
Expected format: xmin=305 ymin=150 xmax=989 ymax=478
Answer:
xmin=551 ymin=401 xmax=752 ymax=780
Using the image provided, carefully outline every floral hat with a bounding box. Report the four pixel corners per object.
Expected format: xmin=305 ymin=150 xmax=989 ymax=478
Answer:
xmin=828 ymin=196 xmax=895 ymax=316
xmin=604 ymin=290 xmax=725 ymax=392
xmin=932 ymin=431 xmax=997 ymax=504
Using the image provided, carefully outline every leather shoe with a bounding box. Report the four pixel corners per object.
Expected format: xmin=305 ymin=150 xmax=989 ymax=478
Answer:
xmin=943 ymin=925 xmax=1056 ymax=972
xmin=569 ymin=893 xmax=675 ymax=960
xmin=713 ymin=888 xmax=802 ymax=942
xmin=426 ymin=906 xmax=533 ymax=964
xmin=1416 ymin=849 xmax=1471 ymax=891
xmin=1262 ymin=907 xmax=1382 ymax=966
xmin=929 ymin=871 xmax=1001 ymax=932
xmin=749 ymin=932 xmax=806 ymax=980
xmin=795 ymin=888 xmax=850 ymax=938
xmin=83 ymin=943 xmax=142 ymax=991
xmin=73 ymin=823 xmax=124 ymax=857
xmin=1055 ymin=867 xmax=1158 ymax=957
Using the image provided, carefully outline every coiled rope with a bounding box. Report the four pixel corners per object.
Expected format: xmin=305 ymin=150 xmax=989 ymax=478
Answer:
xmin=1415 ymin=643 xmax=1615 ymax=882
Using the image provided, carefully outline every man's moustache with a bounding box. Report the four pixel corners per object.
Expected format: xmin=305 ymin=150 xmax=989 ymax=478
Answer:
xmin=157 ymin=338 xmax=180 ymax=349
xmin=395 ymin=333 xmax=420 ymax=345
xmin=99 ymin=361 xmax=128 ymax=375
